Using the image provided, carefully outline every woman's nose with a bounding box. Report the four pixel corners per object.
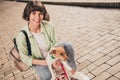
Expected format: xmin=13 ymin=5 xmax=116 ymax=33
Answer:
xmin=36 ymin=14 xmax=40 ymax=18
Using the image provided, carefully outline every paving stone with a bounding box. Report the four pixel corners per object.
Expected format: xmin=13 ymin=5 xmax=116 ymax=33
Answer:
xmin=78 ymin=60 xmax=91 ymax=71
xmin=22 ymin=70 xmax=35 ymax=79
xmin=106 ymin=55 xmax=120 ymax=66
xmin=79 ymin=47 xmax=94 ymax=57
xmin=94 ymin=55 xmax=111 ymax=66
xmin=92 ymin=72 xmax=111 ymax=80
xmin=24 ymin=75 xmax=35 ymax=80
xmin=5 ymin=73 xmax=13 ymax=80
xmin=14 ymin=72 xmax=25 ymax=79
xmin=0 ymin=74 xmax=5 ymax=80
xmin=107 ymin=47 xmax=120 ymax=57
xmin=102 ymin=43 xmax=119 ymax=54
xmin=6 ymin=76 xmax=15 ymax=80
xmin=91 ymin=64 xmax=111 ymax=76
xmin=88 ymin=52 xmax=105 ymax=62
xmin=103 ymin=40 xmax=118 ymax=48
xmin=13 ymin=70 xmax=21 ymax=75
xmin=115 ymin=72 xmax=120 ymax=79
xmin=15 ymin=76 xmax=24 ymax=80
xmin=86 ymin=63 xmax=97 ymax=71
xmin=0 ymin=64 xmax=3 ymax=69
xmin=107 ymin=76 xmax=119 ymax=80
xmin=90 ymin=47 xmax=105 ymax=55
xmin=87 ymin=73 xmax=95 ymax=80
xmin=81 ymin=68 xmax=90 ymax=74
xmin=0 ymin=58 xmax=8 ymax=65
xmin=102 ymin=35 xmax=117 ymax=43
xmin=114 ymin=36 xmax=120 ymax=41
xmin=88 ymin=40 xmax=102 ymax=49
xmin=5 ymin=68 xmax=17 ymax=76
xmin=77 ymin=54 xmax=92 ymax=63
xmin=107 ymin=62 xmax=120 ymax=75
xmin=0 ymin=65 xmax=11 ymax=75
xmin=0 ymin=76 xmax=6 ymax=80
xmin=33 ymin=74 xmax=40 ymax=80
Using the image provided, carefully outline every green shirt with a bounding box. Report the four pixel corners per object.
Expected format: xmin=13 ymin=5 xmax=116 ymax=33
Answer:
xmin=16 ymin=21 xmax=56 ymax=66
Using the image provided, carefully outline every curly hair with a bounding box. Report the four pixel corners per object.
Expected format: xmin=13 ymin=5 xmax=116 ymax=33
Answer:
xmin=23 ymin=1 xmax=50 ymax=21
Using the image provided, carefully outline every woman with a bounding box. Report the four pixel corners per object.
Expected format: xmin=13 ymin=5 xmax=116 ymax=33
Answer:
xmin=16 ymin=1 xmax=76 ymax=80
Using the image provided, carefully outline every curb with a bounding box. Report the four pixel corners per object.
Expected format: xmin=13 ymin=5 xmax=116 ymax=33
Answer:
xmin=42 ymin=1 xmax=120 ymax=8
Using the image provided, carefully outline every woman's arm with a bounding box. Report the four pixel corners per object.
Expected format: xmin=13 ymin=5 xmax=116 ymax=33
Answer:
xmin=32 ymin=59 xmax=48 ymax=66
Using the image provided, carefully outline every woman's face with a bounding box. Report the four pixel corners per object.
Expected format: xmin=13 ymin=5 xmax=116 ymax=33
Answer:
xmin=29 ymin=11 xmax=44 ymax=27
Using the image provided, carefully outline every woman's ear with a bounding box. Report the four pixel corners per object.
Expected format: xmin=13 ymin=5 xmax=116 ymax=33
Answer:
xmin=44 ymin=13 xmax=50 ymax=21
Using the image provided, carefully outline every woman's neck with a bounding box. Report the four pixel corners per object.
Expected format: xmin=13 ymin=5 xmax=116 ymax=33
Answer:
xmin=29 ymin=23 xmax=41 ymax=33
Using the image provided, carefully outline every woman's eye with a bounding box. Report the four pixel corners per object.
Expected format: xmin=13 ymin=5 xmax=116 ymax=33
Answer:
xmin=40 ymin=12 xmax=44 ymax=15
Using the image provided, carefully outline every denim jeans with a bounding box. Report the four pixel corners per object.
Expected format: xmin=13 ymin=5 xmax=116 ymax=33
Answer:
xmin=33 ymin=65 xmax=52 ymax=80
xmin=33 ymin=42 xmax=77 ymax=80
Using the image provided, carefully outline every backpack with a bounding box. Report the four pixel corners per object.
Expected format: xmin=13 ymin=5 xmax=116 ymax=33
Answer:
xmin=9 ymin=30 xmax=32 ymax=72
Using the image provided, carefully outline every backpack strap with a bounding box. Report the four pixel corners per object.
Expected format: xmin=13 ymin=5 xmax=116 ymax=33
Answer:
xmin=21 ymin=30 xmax=32 ymax=56
xmin=14 ymin=30 xmax=32 ymax=56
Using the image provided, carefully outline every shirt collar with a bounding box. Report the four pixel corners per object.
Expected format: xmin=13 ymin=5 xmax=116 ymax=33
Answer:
xmin=23 ymin=22 xmax=45 ymax=38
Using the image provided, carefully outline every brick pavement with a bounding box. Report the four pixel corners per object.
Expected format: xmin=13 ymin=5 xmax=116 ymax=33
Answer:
xmin=0 ymin=1 xmax=120 ymax=80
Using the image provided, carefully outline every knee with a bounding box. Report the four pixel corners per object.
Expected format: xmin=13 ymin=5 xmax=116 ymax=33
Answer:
xmin=40 ymin=74 xmax=52 ymax=80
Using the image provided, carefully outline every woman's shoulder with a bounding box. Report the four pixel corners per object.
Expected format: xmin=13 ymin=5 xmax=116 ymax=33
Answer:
xmin=16 ymin=24 xmax=28 ymax=40
xmin=16 ymin=31 xmax=26 ymax=40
